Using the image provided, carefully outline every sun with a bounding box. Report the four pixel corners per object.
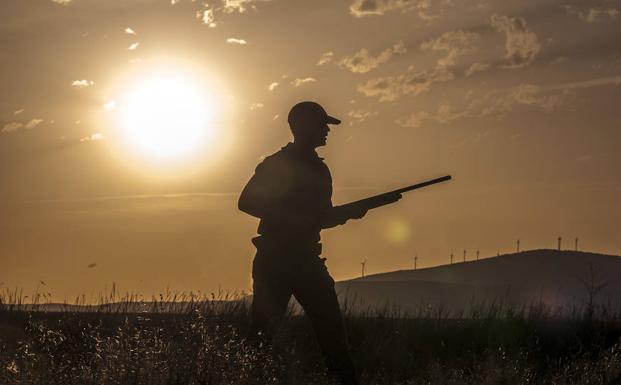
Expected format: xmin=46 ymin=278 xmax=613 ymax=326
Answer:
xmin=120 ymin=74 xmax=211 ymax=160
xmin=118 ymin=71 xmax=214 ymax=161
xmin=105 ymin=59 xmax=228 ymax=172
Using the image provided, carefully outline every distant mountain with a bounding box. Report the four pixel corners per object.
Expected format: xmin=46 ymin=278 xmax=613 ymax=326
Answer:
xmin=335 ymin=250 xmax=621 ymax=315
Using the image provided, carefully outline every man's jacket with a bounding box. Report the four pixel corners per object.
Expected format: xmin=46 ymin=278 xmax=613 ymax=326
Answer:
xmin=239 ymin=142 xmax=347 ymax=248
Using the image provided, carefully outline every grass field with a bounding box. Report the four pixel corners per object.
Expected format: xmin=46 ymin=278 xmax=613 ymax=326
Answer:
xmin=1 ymin=291 xmax=620 ymax=385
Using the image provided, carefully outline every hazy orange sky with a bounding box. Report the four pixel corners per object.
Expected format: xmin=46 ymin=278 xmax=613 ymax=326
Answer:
xmin=1 ymin=0 xmax=620 ymax=301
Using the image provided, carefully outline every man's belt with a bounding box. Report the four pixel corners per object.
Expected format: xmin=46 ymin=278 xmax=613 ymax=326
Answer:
xmin=252 ymin=236 xmax=322 ymax=256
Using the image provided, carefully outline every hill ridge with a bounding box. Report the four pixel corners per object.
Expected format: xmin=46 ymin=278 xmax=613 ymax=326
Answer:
xmin=335 ymin=249 xmax=621 ymax=314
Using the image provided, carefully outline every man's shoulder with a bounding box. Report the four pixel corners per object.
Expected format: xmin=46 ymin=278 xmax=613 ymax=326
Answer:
xmin=254 ymin=145 xmax=295 ymax=174
xmin=255 ymin=143 xmax=329 ymax=174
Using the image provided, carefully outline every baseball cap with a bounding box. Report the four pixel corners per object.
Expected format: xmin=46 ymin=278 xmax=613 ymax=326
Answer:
xmin=287 ymin=101 xmax=341 ymax=126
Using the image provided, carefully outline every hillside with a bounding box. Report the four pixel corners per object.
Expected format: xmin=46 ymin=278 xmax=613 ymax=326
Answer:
xmin=335 ymin=249 xmax=621 ymax=315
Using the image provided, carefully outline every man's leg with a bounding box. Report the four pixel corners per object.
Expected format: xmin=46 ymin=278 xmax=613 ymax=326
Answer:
xmin=293 ymin=259 xmax=358 ymax=385
xmin=250 ymin=256 xmax=292 ymax=342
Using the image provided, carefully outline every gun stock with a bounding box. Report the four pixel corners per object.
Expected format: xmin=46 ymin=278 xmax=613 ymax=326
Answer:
xmin=341 ymin=175 xmax=451 ymax=212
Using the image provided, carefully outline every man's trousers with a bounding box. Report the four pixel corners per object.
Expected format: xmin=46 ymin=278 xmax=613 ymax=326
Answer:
xmin=250 ymin=246 xmax=358 ymax=385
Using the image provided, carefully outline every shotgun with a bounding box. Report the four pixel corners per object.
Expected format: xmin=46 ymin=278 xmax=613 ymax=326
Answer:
xmin=340 ymin=175 xmax=452 ymax=212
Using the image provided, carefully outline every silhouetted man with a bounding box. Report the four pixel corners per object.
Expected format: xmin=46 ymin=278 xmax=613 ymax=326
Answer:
xmin=239 ymin=101 xmax=398 ymax=385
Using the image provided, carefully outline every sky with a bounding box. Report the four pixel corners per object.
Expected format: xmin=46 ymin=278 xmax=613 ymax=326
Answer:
xmin=1 ymin=0 xmax=620 ymax=301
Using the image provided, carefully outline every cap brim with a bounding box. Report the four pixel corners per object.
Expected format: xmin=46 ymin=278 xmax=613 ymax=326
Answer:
xmin=325 ymin=115 xmax=341 ymax=125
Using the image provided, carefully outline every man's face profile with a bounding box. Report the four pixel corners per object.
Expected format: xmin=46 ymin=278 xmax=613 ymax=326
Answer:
xmin=292 ymin=121 xmax=331 ymax=148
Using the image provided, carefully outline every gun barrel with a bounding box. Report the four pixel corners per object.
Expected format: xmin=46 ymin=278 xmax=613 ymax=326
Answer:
xmin=342 ymin=175 xmax=452 ymax=211
xmin=389 ymin=175 xmax=452 ymax=195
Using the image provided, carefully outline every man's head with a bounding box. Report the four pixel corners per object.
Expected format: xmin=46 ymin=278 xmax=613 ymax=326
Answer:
xmin=287 ymin=101 xmax=341 ymax=148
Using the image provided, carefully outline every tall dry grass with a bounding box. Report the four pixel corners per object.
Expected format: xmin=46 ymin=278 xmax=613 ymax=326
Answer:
xmin=1 ymin=287 xmax=620 ymax=384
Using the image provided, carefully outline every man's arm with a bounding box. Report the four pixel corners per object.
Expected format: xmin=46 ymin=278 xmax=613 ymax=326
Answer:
xmin=238 ymin=167 xmax=270 ymax=218
xmin=238 ymin=159 xmax=321 ymax=228
xmin=319 ymin=205 xmax=367 ymax=229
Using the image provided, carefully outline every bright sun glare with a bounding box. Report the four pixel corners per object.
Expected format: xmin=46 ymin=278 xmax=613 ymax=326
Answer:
xmin=106 ymin=59 xmax=227 ymax=171
xmin=121 ymin=75 xmax=211 ymax=159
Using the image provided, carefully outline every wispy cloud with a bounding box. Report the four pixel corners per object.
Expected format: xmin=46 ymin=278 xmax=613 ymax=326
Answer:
xmin=291 ymin=77 xmax=317 ymax=87
xmin=472 ymin=84 xmax=569 ymax=116
xmin=396 ymin=81 xmax=577 ymax=127
xmin=267 ymin=82 xmax=279 ymax=91
xmin=339 ymin=41 xmax=406 ymax=73
xmin=50 ymin=0 xmax=72 ymax=5
xmin=226 ymin=37 xmax=247 ymax=44
xmin=80 ymin=133 xmax=104 ymax=142
xmin=250 ymin=102 xmax=264 ymax=110
xmin=347 ymin=109 xmax=377 ymax=124
xmin=128 ymin=42 xmax=140 ymax=50
xmin=358 ymin=30 xmax=477 ymax=101
xmin=349 ymin=0 xmax=436 ymax=20
xmin=71 ymin=79 xmax=95 ymax=88
xmin=490 ymin=14 xmax=541 ymax=68
xmin=2 ymin=118 xmax=44 ymax=133
xmin=396 ymin=102 xmax=467 ymax=128
xmin=125 ymin=27 xmax=136 ymax=34
xmin=464 ymin=62 xmax=490 ymax=77
xmin=562 ymin=5 xmax=619 ymax=23
xmin=2 ymin=122 xmax=23 ymax=133
xmin=196 ymin=7 xmax=217 ymax=27
xmin=357 ymin=66 xmax=453 ymax=101
xmin=421 ymin=30 xmax=479 ymax=68
xmin=545 ymin=75 xmax=621 ymax=90
xmin=395 ymin=111 xmax=429 ymax=128
xmin=14 ymin=109 xmax=25 ymax=115
xmin=317 ymin=51 xmax=334 ymax=66
xmin=223 ymin=0 xmax=272 ymax=14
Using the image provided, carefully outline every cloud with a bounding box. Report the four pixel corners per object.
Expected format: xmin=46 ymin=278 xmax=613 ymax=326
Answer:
xmin=395 ymin=111 xmax=429 ymax=128
xmin=358 ymin=65 xmax=454 ymax=101
xmin=317 ymin=51 xmax=334 ymax=66
xmin=267 ymin=82 xmax=279 ymax=91
xmin=125 ymin=27 xmax=136 ymax=34
xmin=490 ymin=14 xmax=541 ymax=68
xmin=226 ymin=37 xmax=247 ymax=44
xmin=396 ymin=102 xmax=467 ymax=127
xmin=339 ymin=41 xmax=406 ymax=73
xmin=71 ymin=79 xmax=95 ymax=88
xmin=51 ymin=0 xmax=72 ymax=5
xmin=250 ymin=102 xmax=264 ymax=110
xmin=128 ymin=42 xmax=140 ymax=50
xmin=549 ymin=75 xmax=621 ymax=90
xmin=434 ymin=102 xmax=468 ymax=123
xmin=397 ymin=82 xmax=576 ymax=127
xmin=14 ymin=109 xmax=24 ymax=115
xmin=291 ymin=77 xmax=317 ymax=87
xmin=80 ymin=133 xmax=104 ymax=142
xmin=357 ymin=30 xmax=476 ymax=102
xmin=196 ymin=7 xmax=217 ymax=27
xmin=2 ymin=122 xmax=23 ymax=133
xmin=464 ymin=62 xmax=490 ymax=77
xmin=223 ymin=0 xmax=271 ymax=13
xmin=358 ymin=65 xmax=453 ymax=101
xmin=467 ymin=84 xmax=569 ymax=117
xmin=349 ymin=0 xmax=436 ymax=20
xmin=25 ymin=118 xmax=43 ymax=129
xmin=347 ymin=109 xmax=377 ymax=123
xmin=2 ymin=118 xmax=44 ymax=133
xmin=420 ymin=30 xmax=479 ymax=68
xmin=562 ymin=5 xmax=619 ymax=23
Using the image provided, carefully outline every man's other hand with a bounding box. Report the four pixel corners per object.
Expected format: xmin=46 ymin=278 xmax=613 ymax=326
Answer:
xmin=347 ymin=206 xmax=368 ymax=220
